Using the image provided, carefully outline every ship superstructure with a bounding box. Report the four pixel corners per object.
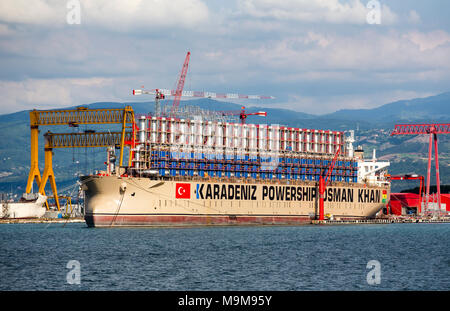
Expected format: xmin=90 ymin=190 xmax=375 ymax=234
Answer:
xmin=124 ymin=116 xmax=357 ymax=183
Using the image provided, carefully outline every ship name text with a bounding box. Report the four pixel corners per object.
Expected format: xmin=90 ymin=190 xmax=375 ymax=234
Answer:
xmin=194 ymin=183 xmax=381 ymax=203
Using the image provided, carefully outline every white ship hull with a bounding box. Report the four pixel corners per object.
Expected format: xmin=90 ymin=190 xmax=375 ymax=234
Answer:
xmin=1 ymin=194 xmax=47 ymax=219
xmin=82 ymin=176 xmax=389 ymax=227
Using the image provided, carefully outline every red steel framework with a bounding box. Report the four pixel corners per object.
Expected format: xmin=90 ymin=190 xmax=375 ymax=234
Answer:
xmin=388 ymin=175 xmax=424 ymax=214
xmin=391 ymin=123 xmax=450 ymax=213
xmin=318 ymin=145 xmax=341 ymax=220
xmin=170 ymin=51 xmax=191 ymax=118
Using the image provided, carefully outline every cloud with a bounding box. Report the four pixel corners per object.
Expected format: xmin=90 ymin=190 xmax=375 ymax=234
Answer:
xmin=407 ymin=10 xmax=421 ymax=24
xmin=404 ymin=30 xmax=450 ymax=51
xmin=193 ymin=27 xmax=450 ymax=113
xmin=0 ymin=77 xmax=119 ymax=113
xmin=205 ymin=29 xmax=450 ymax=77
xmin=0 ymin=0 xmax=63 ymax=25
xmin=0 ymin=23 xmax=15 ymax=36
xmin=0 ymin=0 xmax=210 ymax=30
xmin=302 ymin=32 xmax=331 ymax=47
xmin=0 ymin=1 xmax=448 ymax=116
xmin=82 ymin=0 xmax=210 ymax=31
xmin=276 ymin=90 xmax=436 ymax=114
xmin=237 ymin=0 xmax=397 ymax=25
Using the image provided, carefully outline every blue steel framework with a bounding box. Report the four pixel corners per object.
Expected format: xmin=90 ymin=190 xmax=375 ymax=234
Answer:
xmin=149 ymin=149 xmax=358 ymax=182
xmin=137 ymin=117 xmax=357 ymax=183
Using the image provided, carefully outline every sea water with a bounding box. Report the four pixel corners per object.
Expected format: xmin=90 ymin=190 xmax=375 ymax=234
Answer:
xmin=0 ymin=222 xmax=449 ymax=290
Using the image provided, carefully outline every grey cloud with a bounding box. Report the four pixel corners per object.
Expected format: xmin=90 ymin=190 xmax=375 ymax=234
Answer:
xmin=0 ymin=0 xmax=449 ymax=115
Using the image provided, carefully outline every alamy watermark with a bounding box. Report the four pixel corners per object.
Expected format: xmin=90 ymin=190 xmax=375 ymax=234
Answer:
xmin=66 ymin=0 xmax=81 ymax=25
xmin=66 ymin=260 xmax=81 ymax=285
xmin=366 ymin=260 xmax=381 ymax=285
xmin=65 ymin=1 xmax=381 ymax=26
xmin=366 ymin=0 xmax=381 ymax=25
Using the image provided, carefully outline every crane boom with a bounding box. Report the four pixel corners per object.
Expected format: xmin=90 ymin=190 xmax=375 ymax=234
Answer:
xmin=391 ymin=123 xmax=450 ymax=136
xmin=213 ymin=106 xmax=268 ymax=124
xmin=133 ymin=88 xmax=275 ymax=100
xmin=170 ymin=51 xmax=191 ymax=117
xmin=30 ymin=106 xmax=135 ymax=126
xmin=44 ymin=131 xmax=134 ymax=148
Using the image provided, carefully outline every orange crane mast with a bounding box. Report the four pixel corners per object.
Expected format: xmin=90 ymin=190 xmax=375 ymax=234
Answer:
xmin=26 ymin=106 xmax=135 ymax=211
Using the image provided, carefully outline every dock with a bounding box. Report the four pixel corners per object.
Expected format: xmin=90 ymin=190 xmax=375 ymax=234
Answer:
xmin=312 ymin=217 xmax=450 ymax=225
xmin=1 ymin=216 xmax=449 ymax=226
xmin=0 ymin=217 xmax=85 ymax=224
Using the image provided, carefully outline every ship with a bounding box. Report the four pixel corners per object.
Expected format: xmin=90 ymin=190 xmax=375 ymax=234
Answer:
xmin=0 ymin=193 xmax=47 ymax=219
xmin=81 ymin=113 xmax=391 ymax=227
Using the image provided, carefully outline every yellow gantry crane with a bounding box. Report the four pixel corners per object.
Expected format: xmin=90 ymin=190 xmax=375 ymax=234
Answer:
xmin=26 ymin=106 xmax=136 ymax=211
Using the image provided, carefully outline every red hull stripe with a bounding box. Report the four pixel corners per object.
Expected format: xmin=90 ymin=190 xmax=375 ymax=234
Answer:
xmin=85 ymin=214 xmax=370 ymax=227
xmin=85 ymin=214 xmax=313 ymax=227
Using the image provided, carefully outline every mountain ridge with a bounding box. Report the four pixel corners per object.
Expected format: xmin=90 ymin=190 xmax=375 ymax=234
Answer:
xmin=322 ymin=91 xmax=450 ymax=123
xmin=2 ymin=91 xmax=448 ymax=127
xmin=0 ymin=91 xmax=448 ymax=195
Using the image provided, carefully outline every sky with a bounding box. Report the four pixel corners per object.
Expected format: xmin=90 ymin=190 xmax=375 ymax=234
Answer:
xmin=0 ymin=0 xmax=449 ymax=115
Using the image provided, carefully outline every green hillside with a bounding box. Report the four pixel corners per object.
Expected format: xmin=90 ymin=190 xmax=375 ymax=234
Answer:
xmin=0 ymin=93 xmax=449 ymax=196
xmin=353 ymin=128 xmax=449 ymax=192
xmin=324 ymin=92 xmax=450 ymax=124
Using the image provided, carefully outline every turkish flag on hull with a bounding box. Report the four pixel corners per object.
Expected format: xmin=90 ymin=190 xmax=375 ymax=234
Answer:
xmin=175 ymin=183 xmax=191 ymax=199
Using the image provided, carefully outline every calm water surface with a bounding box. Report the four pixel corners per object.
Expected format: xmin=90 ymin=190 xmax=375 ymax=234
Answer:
xmin=0 ymin=222 xmax=449 ymax=290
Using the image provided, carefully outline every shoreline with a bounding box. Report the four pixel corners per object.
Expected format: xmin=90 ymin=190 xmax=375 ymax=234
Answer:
xmin=0 ymin=217 xmax=85 ymax=224
xmin=1 ymin=216 xmax=449 ymax=225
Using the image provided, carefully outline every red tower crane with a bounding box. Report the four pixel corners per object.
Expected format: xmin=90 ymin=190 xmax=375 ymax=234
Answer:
xmin=219 ymin=106 xmax=267 ymax=124
xmin=239 ymin=107 xmax=267 ymax=124
xmin=170 ymin=51 xmax=190 ymax=118
xmin=391 ymin=123 xmax=450 ymax=214
xmin=132 ymin=51 xmax=190 ymax=118
xmin=132 ymin=52 xmax=275 ymax=117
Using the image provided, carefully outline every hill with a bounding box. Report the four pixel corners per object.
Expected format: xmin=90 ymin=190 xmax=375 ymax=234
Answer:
xmin=0 ymin=92 xmax=449 ymax=195
xmin=323 ymin=92 xmax=450 ymax=125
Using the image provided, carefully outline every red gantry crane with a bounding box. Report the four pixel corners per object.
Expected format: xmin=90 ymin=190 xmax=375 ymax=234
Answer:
xmin=391 ymin=123 xmax=450 ymax=214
